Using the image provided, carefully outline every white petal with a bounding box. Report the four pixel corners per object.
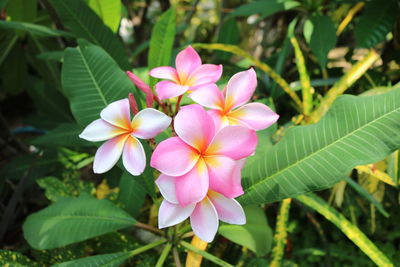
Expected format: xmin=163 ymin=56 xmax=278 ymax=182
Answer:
xmin=190 ymin=197 xmax=219 ymax=243
xmin=208 ymin=191 xmax=246 ymax=224
xmin=155 ymin=174 xmax=178 ymax=204
xmin=93 ymin=134 xmax=129 ymax=173
xmin=158 ymin=200 xmax=195 ymax=228
xmin=100 ymin=99 xmax=131 ymax=130
xmin=132 ymin=108 xmax=171 ymax=139
xmin=79 ymin=119 xmax=126 ymax=142
xmin=122 ymin=136 xmax=146 ymax=176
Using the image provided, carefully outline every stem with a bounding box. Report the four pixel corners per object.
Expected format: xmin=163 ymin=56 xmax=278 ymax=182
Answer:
xmin=129 ymin=238 xmax=167 ymax=257
xmin=135 ymin=222 xmax=163 ymax=235
xmin=175 ymin=95 xmax=183 ymax=114
xmin=155 ymin=242 xmax=173 ymax=267
xmin=173 ymin=247 xmax=182 ymax=267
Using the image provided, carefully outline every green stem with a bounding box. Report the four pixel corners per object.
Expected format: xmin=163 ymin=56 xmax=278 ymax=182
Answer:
xmin=296 ymin=194 xmax=394 ymax=266
xmin=180 ymin=241 xmax=234 ymax=267
xmin=129 ymin=238 xmax=167 ymax=257
xmin=155 ymin=242 xmax=173 ymax=267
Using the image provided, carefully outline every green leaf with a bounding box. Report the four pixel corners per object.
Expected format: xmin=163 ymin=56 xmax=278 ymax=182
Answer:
xmin=62 ymin=40 xmax=139 ymax=126
xmin=6 ymin=0 xmax=37 ymax=23
xmin=216 ymin=18 xmax=239 ymax=61
xmin=87 ymin=0 xmax=121 ymax=32
xmin=0 ymin=250 xmax=39 ymax=267
xmin=296 ymin=193 xmax=394 ymax=266
xmin=30 ymin=123 xmax=91 ymax=148
xmin=50 ymin=0 xmax=130 ymax=69
xmin=0 ymin=31 xmax=18 ymax=66
xmin=344 ymin=176 xmax=389 ymax=217
xmin=52 ymin=251 xmax=132 ymax=267
xmin=226 ymin=0 xmax=299 ymax=20
xmin=0 ymin=21 xmax=73 ymax=37
xmin=219 ymin=206 xmax=273 ymax=256
xmin=355 ymin=0 xmax=400 ymax=48
xmin=37 ymin=51 xmax=64 ymax=62
xmin=239 ymin=87 xmax=400 ymax=205
xmin=117 ymin=172 xmax=146 ymax=217
xmin=148 ymin=7 xmax=176 ymax=85
xmin=23 ymin=195 xmax=136 ymax=249
xmin=306 ymin=15 xmax=337 ymax=67
xmin=0 ymin=41 xmax=27 ymax=95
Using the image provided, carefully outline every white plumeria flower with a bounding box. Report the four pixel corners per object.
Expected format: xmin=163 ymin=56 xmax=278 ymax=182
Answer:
xmin=79 ymin=98 xmax=171 ymax=176
xmin=156 ymin=174 xmax=246 ymax=243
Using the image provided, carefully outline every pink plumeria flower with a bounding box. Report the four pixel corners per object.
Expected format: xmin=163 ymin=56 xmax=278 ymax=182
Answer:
xmin=149 ymin=46 xmax=223 ymax=100
xmin=156 ymin=175 xmax=245 ymax=242
xmin=150 ymin=104 xmax=257 ymax=206
xmin=190 ymin=68 xmax=279 ymax=131
xmin=79 ymin=99 xmax=171 ymax=176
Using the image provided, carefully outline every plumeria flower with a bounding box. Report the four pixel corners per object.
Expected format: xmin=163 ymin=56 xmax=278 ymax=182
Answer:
xmin=156 ymin=175 xmax=245 ymax=242
xmin=149 ymin=46 xmax=222 ymax=100
xmin=190 ymin=68 xmax=279 ymax=131
xmin=150 ymin=104 xmax=257 ymax=206
xmin=79 ymin=99 xmax=171 ymax=176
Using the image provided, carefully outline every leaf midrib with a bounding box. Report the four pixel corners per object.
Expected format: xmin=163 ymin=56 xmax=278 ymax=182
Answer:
xmin=77 ymin=46 xmax=108 ymax=106
xmin=246 ymin=106 xmax=399 ymax=192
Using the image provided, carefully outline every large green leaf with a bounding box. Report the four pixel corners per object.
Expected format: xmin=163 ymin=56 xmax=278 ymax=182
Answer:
xmin=30 ymin=123 xmax=91 ymax=148
xmin=354 ymin=0 xmax=400 ymax=48
xmin=23 ymin=195 xmax=136 ymax=249
xmin=240 ymin=87 xmax=400 ymax=205
xmin=6 ymin=0 xmax=37 ymax=23
xmin=87 ymin=0 xmax=121 ymax=32
xmin=50 ymin=0 xmax=129 ymax=69
xmin=305 ymin=15 xmax=337 ymax=67
xmin=53 ymin=251 xmax=132 ymax=267
xmin=219 ymin=206 xmax=272 ymax=256
xmin=226 ymin=0 xmax=299 ymax=20
xmin=0 ymin=21 xmax=73 ymax=37
xmin=117 ymin=173 xmax=146 ymax=217
xmin=148 ymin=7 xmax=176 ymax=85
xmin=62 ymin=40 xmax=139 ymax=126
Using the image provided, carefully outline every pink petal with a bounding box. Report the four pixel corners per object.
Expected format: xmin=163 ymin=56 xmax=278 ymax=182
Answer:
xmin=174 ymin=104 xmax=215 ymax=152
xmin=131 ymin=108 xmax=171 ymax=139
xmin=79 ymin=119 xmax=126 ymax=142
xmin=224 ymin=68 xmax=257 ymax=111
xmin=188 ymin=84 xmax=224 ymax=110
xmin=158 ymin=200 xmax=195 ymax=228
xmin=150 ymin=136 xmax=200 ymax=176
xmin=228 ymin=102 xmax=279 ymax=130
xmin=208 ymin=191 xmax=246 ymax=225
xmin=187 ymin=64 xmax=223 ymax=86
xmin=93 ymin=134 xmax=129 ymax=173
xmin=204 ymin=156 xmax=244 ymax=198
xmin=126 ymin=71 xmax=154 ymax=107
xmin=100 ymin=99 xmax=131 ymax=130
xmin=149 ymin=66 xmax=179 ymax=82
xmin=190 ymin=197 xmax=219 ymax=242
xmin=206 ymin=125 xmax=258 ymax=160
xmin=207 ymin=109 xmax=229 ymax=132
xmin=175 ymin=46 xmax=202 ymax=79
xmin=156 ymin=174 xmax=178 ymax=204
xmin=175 ymin=159 xmax=209 ymax=206
xmin=155 ymin=80 xmax=189 ymax=100
xmin=122 ymin=135 xmax=146 ymax=176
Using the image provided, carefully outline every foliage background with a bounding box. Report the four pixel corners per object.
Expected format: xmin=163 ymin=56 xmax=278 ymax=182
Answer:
xmin=0 ymin=0 xmax=399 ymax=266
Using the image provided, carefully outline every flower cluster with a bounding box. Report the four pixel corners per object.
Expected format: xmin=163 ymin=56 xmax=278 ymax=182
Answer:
xmin=80 ymin=46 xmax=279 ymax=242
